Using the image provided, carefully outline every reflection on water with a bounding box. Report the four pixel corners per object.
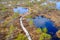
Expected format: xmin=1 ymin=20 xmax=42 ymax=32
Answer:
xmin=33 ymin=16 xmax=59 ymax=40
xmin=13 ymin=7 xmax=29 ymax=14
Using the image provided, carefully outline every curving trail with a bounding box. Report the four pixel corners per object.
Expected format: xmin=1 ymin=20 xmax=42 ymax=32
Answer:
xmin=20 ymin=17 xmax=32 ymax=40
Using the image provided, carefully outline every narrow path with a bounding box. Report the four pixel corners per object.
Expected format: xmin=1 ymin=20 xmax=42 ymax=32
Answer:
xmin=20 ymin=17 xmax=32 ymax=40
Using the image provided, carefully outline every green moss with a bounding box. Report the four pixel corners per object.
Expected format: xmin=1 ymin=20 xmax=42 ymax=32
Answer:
xmin=1 ymin=7 xmax=7 ymax=12
xmin=36 ymin=27 xmax=47 ymax=33
xmin=12 ymin=13 xmax=19 ymax=18
xmin=0 ymin=4 xmax=4 ymax=7
xmin=39 ymin=33 xmax=51 ymax=40
xmin=29 ymin=19 xmax=33 ymax=26
xmin=42 ymin=27 xmax=47 ymax=33
xmin=25 ymin=15 xmax=32 ymax=18
xmin=9 ymin=24 xmax=15 ymax=34
xmin=6 ymin=24 xmax=15 ymax=39
xmin=3 ymin=21 xmax=9 ymax=27
xmin=36 ymin=28 xmax=51 ymax=40
xmin=15 ymin=33 xmax=28 ymax=40
xmin=36 ymin=28 xmax=42 ymax=33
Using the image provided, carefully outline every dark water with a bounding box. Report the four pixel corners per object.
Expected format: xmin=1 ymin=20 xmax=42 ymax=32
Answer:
xmin=13 ymin=7 xmax=29 ymax=14
xmin=33 ymin=16 xmax=59 ymax=40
